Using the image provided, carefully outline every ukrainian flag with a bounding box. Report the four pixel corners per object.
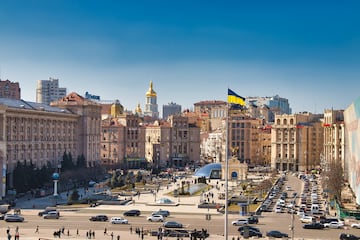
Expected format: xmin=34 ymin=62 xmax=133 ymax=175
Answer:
xmin=228 ymin=88 xmax=246 ymax=106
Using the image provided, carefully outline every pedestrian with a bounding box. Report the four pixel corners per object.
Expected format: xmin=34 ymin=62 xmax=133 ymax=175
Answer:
xmin=7 ymin=232 xmax=11 ymax=240
xmin=117 ymin=235 xmax=120 ymax=240
xmin=15 ymin=231 xmax=19 ymax=240
xmin=76 ymin=229 xmax=79 ymax=236
xmin=92 ymin=231 xmax=95 ymax=238
xmin=67 ymin=229 xmax=69 ymax=236
xmin=130 ymin=225 xmax=133 ymax=234
xmin=110 ymin=232 xmax=114 ymax=240
xmin=35 ymin=225 xmax=39 ymax=233
xmin=104 ymin=227 xmax=107 ymax=235
xmin=15 ymin=226 xmax=18 ymax=233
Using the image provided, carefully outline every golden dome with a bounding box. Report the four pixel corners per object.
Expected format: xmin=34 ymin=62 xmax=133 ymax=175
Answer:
xmin=146 ymin=80 xmax=157 ymax=97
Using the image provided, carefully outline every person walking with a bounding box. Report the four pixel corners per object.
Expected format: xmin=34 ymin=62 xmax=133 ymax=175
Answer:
xmin=104 ymin=227 xmax=107 ymax=235
xmin=35 ymin=225 xmax=39 ymax=233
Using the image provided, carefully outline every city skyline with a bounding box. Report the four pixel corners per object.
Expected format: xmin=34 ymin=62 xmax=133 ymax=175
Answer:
xmin=0 ymin=1 xmax=359 ymax=114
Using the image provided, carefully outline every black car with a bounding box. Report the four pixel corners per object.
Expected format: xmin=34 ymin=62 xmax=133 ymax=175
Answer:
xmin=247 ymin=216 xmax=259 ymax=224
xmin=163 ymin=229 xmax=190 ymax=237
xmin=340 ymin=233 xmax=360 ymax=240
xmin=303 ymin=222 xmax=324 ymax=229
xmin=240 ymin=229 xmax=262 ymax=238
xmin=238 ymin=226 xmax=260 ymax=233
xmin=123 ymin=209 xmax=141 ymax=216
xmin=266 ymin=230 xmax=289 ymax=238
xmin=163 ymin=221 xmax=183 ymax=228
xmin=152 ymin=209 xmax=170 ymax=217
xmin=89 ymin=215 xmax=108 ymax=221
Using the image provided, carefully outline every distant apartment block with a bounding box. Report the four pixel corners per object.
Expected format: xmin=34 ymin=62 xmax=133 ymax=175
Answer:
xmin=0 ymin=79 xmax=21 ymax=99
xmin=36 ymin=77 xmax=67 ymax=105
xmin=247 ymin=95 xmax=292 ymax=122
xmin=163 ymin=102 xmax=181 ymax=119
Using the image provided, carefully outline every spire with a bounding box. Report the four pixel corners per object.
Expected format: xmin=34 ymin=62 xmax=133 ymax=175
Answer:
xmin=146 ymin=80 xmax=157 ymax=97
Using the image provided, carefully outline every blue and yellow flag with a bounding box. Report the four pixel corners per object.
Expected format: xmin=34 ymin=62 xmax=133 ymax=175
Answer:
xmin=227 ymin=88 xmax=246 ymax=106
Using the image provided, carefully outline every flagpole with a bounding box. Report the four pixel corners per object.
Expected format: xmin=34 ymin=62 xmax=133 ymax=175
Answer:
xmin=224 ymin=101 xmax=229 ymax=240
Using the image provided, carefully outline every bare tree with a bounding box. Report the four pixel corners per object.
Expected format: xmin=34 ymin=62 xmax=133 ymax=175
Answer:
xmin=323 ymin=160 xmax=344 ymax=201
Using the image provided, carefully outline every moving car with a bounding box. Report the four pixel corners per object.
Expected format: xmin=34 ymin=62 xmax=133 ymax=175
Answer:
xmin=247 ymin=216 xmax=259 ymax=224
xmin=163 ymin=221 xmax=183 ymax=228
xmin=147 ymin=214 xmax=164 ymax=222
xmin=89 ymin=215 xmax=108 ymax=221
xmin=4 ymin=214 xmax=24 ymax=222
xmin=123 ymin=209 xmax=141 ymax=216
xmin=110 ymin=217 xmax=128 ymax=224
xmin=339 ymin=233 xmax=360 ymax=240
xmin=266 ymin=230 xmax=289 ymax=238
xmin=152 ymin=209 xmax=170 ymax=217
xmin=43 ymin=211 xmax=60 ymax=219
xmin=238 ymin=226 xmax=260 ymax=233
xmin=231 ymin=218 xmax=248 ymax=226
xmin=303 ymin=222 xmax=324 ymax=229
xmin=38 ymin=207 xmax=57 ymax=216
xmin=300 ymin=216 xmax=313 ymax=223
xmin=239 ymin=229 xmax=263 ymax=238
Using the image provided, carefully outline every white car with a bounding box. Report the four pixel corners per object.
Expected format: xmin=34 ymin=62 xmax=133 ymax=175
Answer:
xmin=110 ymin=217 xmax=128 ymax=224
xmin=300 ymin=216 xmax=313 ymax=223
xmin=232 ymin=219 xmax=248 ymax=226
xmin=147 ymin=214 xmax=164 ymax=222
xmin=351 ymin=223 xmax=360 ymax=228
xmin=274 ymin=206 xmax=282 ymax=213
xmin=324 ymin=221 xmax=344 ymax=229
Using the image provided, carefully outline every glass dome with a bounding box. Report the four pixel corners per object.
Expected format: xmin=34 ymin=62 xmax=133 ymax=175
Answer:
xmin=193 ymin=163 xmax=221 ymax=179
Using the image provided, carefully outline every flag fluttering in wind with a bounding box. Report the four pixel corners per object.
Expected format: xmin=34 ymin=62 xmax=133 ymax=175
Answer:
xmin=227 ymin=88 xmax=246 ymax=106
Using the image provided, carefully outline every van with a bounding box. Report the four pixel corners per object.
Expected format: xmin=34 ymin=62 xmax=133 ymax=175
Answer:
xmin=311 ymin=204 xmax=319 ymax=214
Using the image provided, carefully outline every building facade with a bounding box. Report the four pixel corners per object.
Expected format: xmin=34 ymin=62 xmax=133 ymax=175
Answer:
xmin=0 ymin=98 xmax=79 ymax=198
xmin=193 ymin=100 xmax=227 ymax=132
xmin=271 ymin=113 xmax=324 ymax=172
xmin=0 ymin=80 xmax=21 ymax=100
xmin=322 ymin=109 xmax=345 ymax=171
xmin=144 ymin=81 xmax=159 ymax=119
xmin=51 ymin=92 xmax=102 ymax=167
xmin=36 ymin=78 xmax=67 ymax=105
xmin=162 ymin=102 xmax=181 ymax=120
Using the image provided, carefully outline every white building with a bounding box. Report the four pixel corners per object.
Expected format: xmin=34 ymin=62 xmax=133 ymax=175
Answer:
xmin=36 ymin=77 xmax=67 ymax=105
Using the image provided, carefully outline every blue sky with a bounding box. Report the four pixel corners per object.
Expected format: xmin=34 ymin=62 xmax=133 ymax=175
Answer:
xmin=0 ymin=0 xmax=359 ymax=114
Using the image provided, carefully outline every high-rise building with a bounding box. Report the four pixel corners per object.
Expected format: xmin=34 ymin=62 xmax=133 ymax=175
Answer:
xmin=163 ymin=102 xmax=181 ymax=120
xmin=144 ymin=81 xmax=159 ymax=118
xmin=247 ymin=95 xmax=292 ymax=122
xmin=36 ymin=78 xmax=67 ymax=105
xmin=0 ymin=79 xmax=21 ymax=99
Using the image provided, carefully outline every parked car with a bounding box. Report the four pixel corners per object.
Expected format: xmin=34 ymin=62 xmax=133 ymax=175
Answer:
xmin=340 ymin=233 xmax=360 ymax=240
xmin=300 ymin=216 xmax=313 ymax=223
xmin=89 ymin=215 xmax=108 ymax=221
xmin=303 ymin=222 xmax=324 ymax=229
xmin=147 ymin=214 xmax=164 ymax=222
xmin=152 ymin=209 xmax=170 ymax=217
xmin=43 ymin=211 xmax=60 ymax=219
xmin=231 ymin=219 xmax=248 ymax=226
xmin=163 ymin=221 xmax=183 ymax=228
xmin=324 ymin=221 xmax=344 ymax=229
xmin=4 ymin=214 xmax=24 ymax=222
xmin=123 ymin=209 xmax=141 ymax=216
xmin=266 ymin=230 xmax=289 ymax=238
xmin=351 ymin=223 xmax=360 ymax=229
xmin=110 ymin=217 xmax=128 ymax=224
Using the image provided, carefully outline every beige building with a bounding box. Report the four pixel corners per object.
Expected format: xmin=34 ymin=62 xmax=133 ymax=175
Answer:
xmin=271 ymin=112 xmax=324 ymax=172
xmin=100 ymin=101 xmax=146 ymax=169
xmin=323 ymin=109 xmax=345 ymax=170
xmin=0 ymin=79 xmax=21 ymax=100
xmin=51 ymin=92 xmax=102 ymax=167
xmin=0 ymin=92 xmax=102 ymax=198
xmin=227 ymin=111 xmax=264 ymax=165
xmin=194 ymin=100 xmax=227 ymax=132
